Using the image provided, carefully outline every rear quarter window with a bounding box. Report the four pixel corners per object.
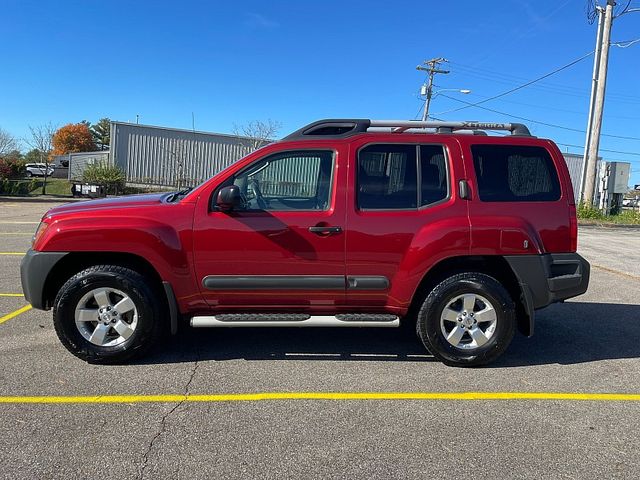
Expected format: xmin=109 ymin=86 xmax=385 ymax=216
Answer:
xmin=471 ymin=145 xmax=561 ymax=202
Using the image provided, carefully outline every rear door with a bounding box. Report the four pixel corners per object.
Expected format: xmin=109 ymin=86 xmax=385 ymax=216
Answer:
xmin=192 ymin=145 xmax=348 ymax=310
xmin=344 ymin=137 xmax=469 ymax=310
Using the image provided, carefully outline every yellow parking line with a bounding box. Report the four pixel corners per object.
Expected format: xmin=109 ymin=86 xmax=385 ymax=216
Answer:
xmin=0 ymin=253 xmax=25 ymax=256
xmin=0 ymin=305 xmax=32 ymax=325
xmin=0 ymin=294 xmax=24 ymax=297
xmin=0 ymin=391 xmax=640 ymax=404
xmin=592 ymin=264 xmax=640 ymax=281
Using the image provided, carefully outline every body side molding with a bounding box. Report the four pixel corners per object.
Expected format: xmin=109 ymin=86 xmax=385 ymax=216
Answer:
xmin=202 ymin=275 xmax=344 ymax=290
xmin=202 ymin=275 xmax=390 ymax=291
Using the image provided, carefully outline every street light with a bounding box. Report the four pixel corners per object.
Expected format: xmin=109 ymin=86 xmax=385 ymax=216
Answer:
xmin=421 ymin=88 xmax=471 ymax=120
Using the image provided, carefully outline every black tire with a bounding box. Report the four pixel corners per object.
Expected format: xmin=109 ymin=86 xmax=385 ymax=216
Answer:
xmin=416 ymin=272 xmax=515 ymax=367
xmin=53 ymin=265 xmax=166 ymax=364
xmin=26 ymin=171 xmax=32 ymax=178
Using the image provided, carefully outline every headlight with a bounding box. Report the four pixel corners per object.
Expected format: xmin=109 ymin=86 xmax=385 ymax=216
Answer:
xmin=32 ymin=222 xmax=49 ymax=248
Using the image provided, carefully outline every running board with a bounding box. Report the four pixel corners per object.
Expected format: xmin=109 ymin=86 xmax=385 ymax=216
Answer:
xmin=190 ymin=313 xmax=400 ymax=328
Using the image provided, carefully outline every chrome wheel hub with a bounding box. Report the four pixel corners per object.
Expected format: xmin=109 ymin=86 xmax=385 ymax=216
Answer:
xmin=74 ymin=288 xmax=138 ymax=347
xmin=440 ymin=293 xmax=497 ymax=350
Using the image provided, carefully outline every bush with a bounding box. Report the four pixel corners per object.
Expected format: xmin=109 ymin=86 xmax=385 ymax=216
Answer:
xmin=82 ymin=163 xmax=125 ymax=195
xmin=577 ymin=202 xmax=605 ymax=220
xmin=0 ymin=179 xmax=32 ymax=195
xmin=0 ymin=157 xmax=26 ymax=179
xmin=577 ymin=202 xmax=640 ymax=225
xmin=613 ymin=209 xmax=640 ymax=225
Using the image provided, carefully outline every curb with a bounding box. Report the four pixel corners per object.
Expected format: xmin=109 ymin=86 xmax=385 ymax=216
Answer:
xmin=579 ymin=222 xmax=640 ymax=230
xmin=0 ymin=196 xmax=87 ymax=204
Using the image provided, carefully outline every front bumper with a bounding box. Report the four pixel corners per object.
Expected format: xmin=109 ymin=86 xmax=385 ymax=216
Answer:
xmin=505 ymin=253 xmax=590 ymax=310
xmin=20 ymin=249 xmax=68 ymax=310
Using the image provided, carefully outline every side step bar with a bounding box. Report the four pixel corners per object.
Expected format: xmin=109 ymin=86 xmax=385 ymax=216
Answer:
xmin=191 ymin=313 xmax=400 ymax=328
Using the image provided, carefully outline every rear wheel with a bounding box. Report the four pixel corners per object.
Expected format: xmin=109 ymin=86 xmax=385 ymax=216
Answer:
xmin=416 ymin=272 xmax=515 ymax=367
xmin=53 ymin=265 xmax=165 ymax=364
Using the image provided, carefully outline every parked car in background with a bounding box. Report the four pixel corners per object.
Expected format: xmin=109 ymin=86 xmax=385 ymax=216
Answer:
xmin=25 ymin=163 xmax=55 ymax=177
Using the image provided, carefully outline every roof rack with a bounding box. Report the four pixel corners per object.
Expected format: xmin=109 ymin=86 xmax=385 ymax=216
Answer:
xmin=282 ymin=119 xmax=531 ymax=140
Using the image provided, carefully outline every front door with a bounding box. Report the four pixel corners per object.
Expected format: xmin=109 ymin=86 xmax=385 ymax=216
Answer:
xmin=192 ymin=147 xmax=347 ymax=311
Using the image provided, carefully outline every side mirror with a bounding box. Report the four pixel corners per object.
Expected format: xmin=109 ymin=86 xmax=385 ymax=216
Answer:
xmin=216 ymin=185 xmax=242 ymax=211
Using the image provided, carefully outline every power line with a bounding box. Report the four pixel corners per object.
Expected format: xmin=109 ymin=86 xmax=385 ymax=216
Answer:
xmin=586 ymin=0 xmax=599 ymax=24
xmin=420 ymin=114 xmax=640 ymax=162
xmin=438 ymin=93 xmax=640 ymax=141
xmin=616 ymin=0 xmax=633 ymax=16
xmin=457 ymin=91 xmax=639 ymax=120
xmin=413 ymin=100 xmax=425 ymax=120
xmin=477 ymin=130 xmax=640 ymax=162
xmin=448 ymin=61 xmax=640 ymax=103
xmin=556 ymin=142 xmax=640 ymax=158
xmin=434 ymin=52 xmax=595 ymax=116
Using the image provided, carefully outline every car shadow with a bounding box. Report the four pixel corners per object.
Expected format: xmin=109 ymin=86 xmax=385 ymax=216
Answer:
xmin=138 ymin=302 xmax=640 ymax=367
xmin=141 ymin=323 xmax=435 ymax=365
xmin=494 ymin=301 xmax=640 ymax=367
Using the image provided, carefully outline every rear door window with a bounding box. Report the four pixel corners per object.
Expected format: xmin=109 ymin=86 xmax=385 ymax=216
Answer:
xmin=471 ymin=145 xmax=561 ymax=202
xmin=420 ymin=145 xmax=448 ymax=206
xmin=357 ymin=144 xmax=418 ymax=209
xmin=357 ymin=144 xmax=449 ymax=210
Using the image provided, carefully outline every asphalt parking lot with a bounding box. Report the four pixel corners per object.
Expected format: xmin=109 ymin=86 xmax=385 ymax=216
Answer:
xmin=0 ymin=199 xmax=639 ymax=479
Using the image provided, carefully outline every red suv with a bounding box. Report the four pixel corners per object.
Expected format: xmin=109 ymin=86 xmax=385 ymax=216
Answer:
xmin=21 ymin=119 xmax=590 ymax=367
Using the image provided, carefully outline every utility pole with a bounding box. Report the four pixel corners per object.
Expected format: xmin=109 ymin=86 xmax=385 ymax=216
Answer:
xmin=579 ymin=5 xmax=605 ymax=203
xmin=583 ymin=0 xmax=615 ymax=206
xmin=417 ymin=58 xmax=449 ymax=121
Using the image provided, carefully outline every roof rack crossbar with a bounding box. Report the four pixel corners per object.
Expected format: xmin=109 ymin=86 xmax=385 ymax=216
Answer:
xmin=282 ymin=119 xmax=531 ymax=140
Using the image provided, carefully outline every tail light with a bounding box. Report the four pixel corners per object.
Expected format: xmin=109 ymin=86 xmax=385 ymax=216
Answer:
xmin=568 ymin=204 xmax=578 ymax=252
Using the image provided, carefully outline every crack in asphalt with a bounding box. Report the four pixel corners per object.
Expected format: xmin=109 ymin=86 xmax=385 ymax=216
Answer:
xmin=138 ymin=349 xmax=200 ymax=480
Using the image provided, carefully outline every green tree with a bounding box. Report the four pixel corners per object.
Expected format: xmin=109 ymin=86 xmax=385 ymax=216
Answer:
xmin=90 ymin=118 xmax=111 ymax=151
xmin=24 ymin=148 xmax=45 ymax=164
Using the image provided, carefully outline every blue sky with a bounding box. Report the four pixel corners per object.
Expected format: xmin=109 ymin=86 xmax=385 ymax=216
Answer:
xmin=2 ymin=0 xmax=639 ymax=184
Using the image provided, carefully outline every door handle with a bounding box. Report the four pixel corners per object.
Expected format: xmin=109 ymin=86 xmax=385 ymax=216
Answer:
xmin=308 ymin=225 xmax=343 ymax=235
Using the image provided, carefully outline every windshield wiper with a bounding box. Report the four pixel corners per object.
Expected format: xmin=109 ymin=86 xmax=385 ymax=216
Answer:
xmin=166 ymin=187 xmax=193 ymax=203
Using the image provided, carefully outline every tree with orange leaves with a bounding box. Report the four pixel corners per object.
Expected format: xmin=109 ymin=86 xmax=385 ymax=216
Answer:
xmin=52 ymin=123 xmax=97 ymax=156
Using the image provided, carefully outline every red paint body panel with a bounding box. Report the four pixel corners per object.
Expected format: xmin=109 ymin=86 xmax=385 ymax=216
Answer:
xmin=191 ymin=142 xmax=348 ymax=311
xmin=36 ymin=195 xmax=206 ymax=313
xmin=457 ymin=136 xmax=574 ymax=254
xmin=344 ymin=136 xmax=470 ymax=314
xmin=34 ymin=131 xmax=578 ymax=318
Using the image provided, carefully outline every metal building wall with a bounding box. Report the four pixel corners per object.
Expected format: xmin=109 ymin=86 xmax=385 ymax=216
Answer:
xmin=110 ymin=122 xmax=256 ymax=187
xmin=68 ymin=151 xmax=110 ymax=181
xmin=562 ymin=153 xmax=602 ymax=203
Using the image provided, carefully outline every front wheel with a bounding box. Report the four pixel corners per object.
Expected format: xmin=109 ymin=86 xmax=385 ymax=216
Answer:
xmin=416 ymin=272 xmax=516 ymax=367
xmin=53 ymin=265 xmax=165 ymax=364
